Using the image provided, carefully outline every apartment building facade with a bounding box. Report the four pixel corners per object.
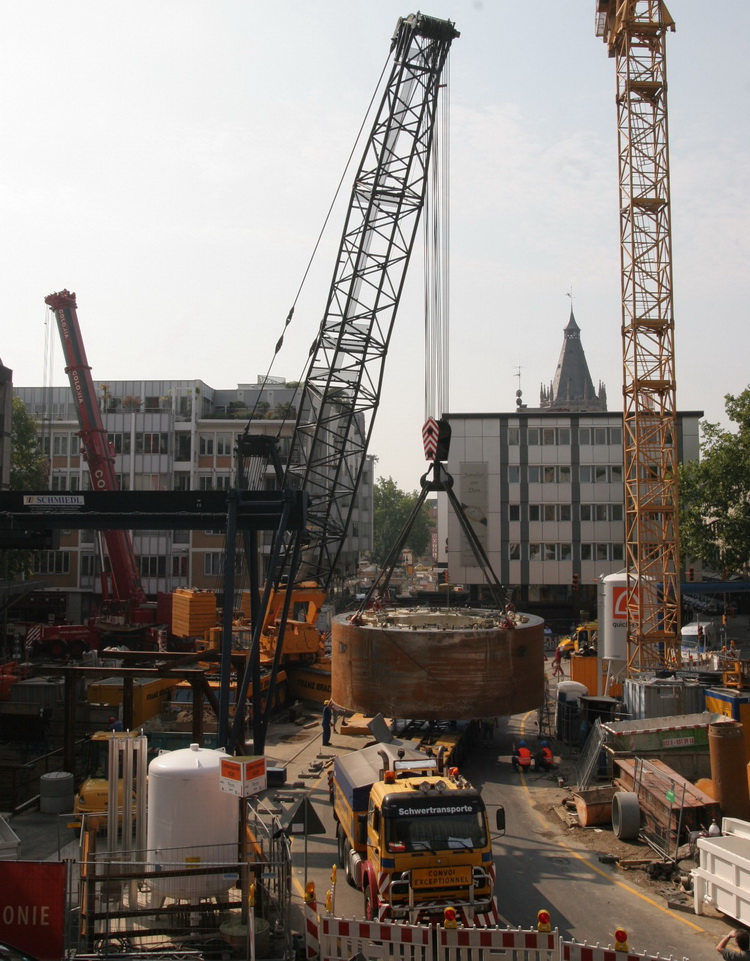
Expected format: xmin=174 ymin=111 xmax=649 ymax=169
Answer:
xmin=13 ymin=378 xmax=373 ymax=623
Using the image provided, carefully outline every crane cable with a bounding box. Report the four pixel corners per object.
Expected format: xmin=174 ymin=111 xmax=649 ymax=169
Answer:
xmin=424 ymin=56 xmax=451 ymax=425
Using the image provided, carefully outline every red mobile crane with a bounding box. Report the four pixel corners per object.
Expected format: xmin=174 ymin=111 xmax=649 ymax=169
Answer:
xmin=25 ymin=290 xmax=159 ymax=657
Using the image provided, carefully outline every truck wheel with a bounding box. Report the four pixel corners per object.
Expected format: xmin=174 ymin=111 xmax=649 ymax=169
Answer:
xmin=363 ymin=882 xmax=378 ymax=921
xmin=343 ymin=838 xmax=357 ymax=888
xmin=336 ymin=824 xmax=346 ymax=868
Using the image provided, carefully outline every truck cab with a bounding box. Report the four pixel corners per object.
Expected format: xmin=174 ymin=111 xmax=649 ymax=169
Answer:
xmin=331 ymin=742 xmax=504 ymax=925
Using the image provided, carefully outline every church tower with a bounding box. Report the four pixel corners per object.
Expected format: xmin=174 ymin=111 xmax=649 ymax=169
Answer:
xmin=539 ymin=309 xmax=607 ymax=411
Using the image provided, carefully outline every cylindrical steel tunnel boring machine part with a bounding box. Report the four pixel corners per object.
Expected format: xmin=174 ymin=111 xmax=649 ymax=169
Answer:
xmin=331 ymin=608 xmax=545 ymax=721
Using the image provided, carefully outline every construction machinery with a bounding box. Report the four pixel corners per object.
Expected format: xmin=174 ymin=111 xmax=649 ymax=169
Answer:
xmin=229 ymin=12 xmax=460 ymax=750
xmin=595 ymin=0 xmax=681 ymax=673
xmin=27 ymin=291 xmax=161 ymax=656
xmin=330 ymin=740 xmax=504 ymax=925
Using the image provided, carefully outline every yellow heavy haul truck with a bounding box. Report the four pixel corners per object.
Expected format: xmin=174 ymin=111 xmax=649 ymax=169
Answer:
xmin=330 ymin=741 xmax=504 ymax=925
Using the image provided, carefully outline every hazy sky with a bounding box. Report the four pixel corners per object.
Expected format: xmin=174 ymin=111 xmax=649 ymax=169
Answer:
xmin=2 ymin=2 xmax=748 ymax=491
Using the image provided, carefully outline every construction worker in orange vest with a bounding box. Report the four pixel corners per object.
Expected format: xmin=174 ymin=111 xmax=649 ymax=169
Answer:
xmin=535 ymin=740 xmax=554 ymax=771
xmin=512 ymin=740 xmax=532 ymax=772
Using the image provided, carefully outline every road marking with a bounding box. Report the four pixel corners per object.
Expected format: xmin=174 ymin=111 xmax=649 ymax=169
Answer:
xmin=518 ymin=711 xmax=707 ymax=934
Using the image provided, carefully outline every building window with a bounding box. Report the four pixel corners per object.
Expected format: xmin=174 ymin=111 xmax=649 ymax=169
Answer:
xmin=558 ymin=465 xmax=571 ymax=483
xmin=509 ymin=543 xmax=520 ymax=560
xmin=544 ymin=543 xmax=557 ymax=561
xmin=559 ymin=504 xmax=571 ymax=521
xmin=135 ymin=432 xmax=169 ymax=454
xmin=595 ymin=505 xmax=609 ymax=521
xmin=527 ymin=428 xmax=539 ymax=445
xmin=580 ymin=505 xmax=591 ymax=521
xmin=215 ymin=474 xmax=231 ymax=490
xmin=507 ymin=466 xmax=520 ymax=483
xmin=33 ymin=551 xmax=70 ymax=574
xmin=611 ymin=504 xmax=623 ymax=521
xmin=204 ymin=553 xmax=223 ymax=576
xmin=558 ymin=428 xmax=570 ymax=445
xmin=581 ymin=544 xmax=592 ymax=560
xmin=216 ymin=433 xmax=232 ymax=456
xmin=609 ymin=427 xmax=622 ymax=445
xmin=199 ymin=436 xmax=214 ymax=456
xmin=172 ymin=555 xmax=189 ymax=577
xmin=198 ymin=475 xmax=214 ymax=491
xmin=108 ymin=432 xmax=131 ymax=455
xmin=529 ymin=505 xmax=540 ymax=522
xmin=173 ymin=529 xmax=190 ymax=544
xmin=596 ymin=543 xmax=609 ymax=561
xmin=544 ymin=505 xmax=556 ymax=522
xmin=528 ymin=466 xmax=540 ymax=483
xmin=611 ymin=543 xmax=624 ymax=561
xmin=611 ymin=465 xmax=623 ymax=482
xmin=53 ymin=435 xmax=69 ymax=456
xmin=559 ymin=543 xmax=572 ymax=561
xmin=176 ymin=435 xmax=192 ymax=460
xmin=50 ymin=473 xmax=67 ymax=491
xmin=508 ymin=428 xmax=520 ymax=446
xmin=133 ymin=474 xmax=165 ymax=491
xmin=509 ymin=504 xmax=520 ymax=521
xmin=81 ymin=553 xmax=97 ymax=576
xmin=529 ymin=544 xmax=541 ymax=560
xmin=139 ymin=556 xmax=166 ymax=578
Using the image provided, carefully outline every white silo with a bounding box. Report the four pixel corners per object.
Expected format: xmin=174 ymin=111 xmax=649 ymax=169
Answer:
xmin=147 ymin=744 xmax=238 ymax=900
xmin=600 ymin=571 xmax=630 ymax=661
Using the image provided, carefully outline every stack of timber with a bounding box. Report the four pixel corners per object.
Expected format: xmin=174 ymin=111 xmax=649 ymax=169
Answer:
xmin=172 ymin=589 xmax=218 ymax=638
xmin=614 ymin=756 xmax=720 ymax=843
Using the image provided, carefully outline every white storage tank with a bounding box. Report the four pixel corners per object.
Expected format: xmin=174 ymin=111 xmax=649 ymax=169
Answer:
xmin=600 ymin=571 xmax=629 ymax=661
xmin=147 ymin=744 xmax=238 ymax=900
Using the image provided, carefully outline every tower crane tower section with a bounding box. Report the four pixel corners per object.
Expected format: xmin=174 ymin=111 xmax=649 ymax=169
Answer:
xmin=596 ymin=0 xmax=681 ymax=674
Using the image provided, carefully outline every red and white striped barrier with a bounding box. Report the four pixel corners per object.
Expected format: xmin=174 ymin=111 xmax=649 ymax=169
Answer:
xmin=307 ymin=904 xmax=685 ymax=961
xmin=305 ymin=899 xmax=320 ymax=961
xmin=318 ymin=916 xmax=431 ymax=961
xmin=440 ymin=927 xmax=558 ymax=952
xmin=563 ymin=943 xmax=684 ymax=961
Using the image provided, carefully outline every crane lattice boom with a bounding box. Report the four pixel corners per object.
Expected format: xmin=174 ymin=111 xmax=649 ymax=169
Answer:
xmin=597 ymin=0 xmax=681 ymax=673
xmin=284 ymin=13 xmax=459 ymax=591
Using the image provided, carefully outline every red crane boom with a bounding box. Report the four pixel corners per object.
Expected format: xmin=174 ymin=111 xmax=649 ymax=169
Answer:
xmin=44 ymin=289 xmax=147 ymax=607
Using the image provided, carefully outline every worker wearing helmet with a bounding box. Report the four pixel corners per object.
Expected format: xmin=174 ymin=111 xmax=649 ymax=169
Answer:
xmin=511 ymin=740 xmax=532 ymax=772
xmin=535 ymin=740 xmax=554 ymax=771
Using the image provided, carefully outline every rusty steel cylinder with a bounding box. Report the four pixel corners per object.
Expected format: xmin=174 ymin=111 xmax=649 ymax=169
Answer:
xmin=331 ymin=608 xmax=545 ymax=721
xmin=708 ymin=720 xmax=750 ymax=821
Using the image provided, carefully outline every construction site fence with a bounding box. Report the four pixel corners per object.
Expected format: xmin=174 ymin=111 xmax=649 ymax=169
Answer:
xmin=306 ymin=903 xmax=690 ymax=961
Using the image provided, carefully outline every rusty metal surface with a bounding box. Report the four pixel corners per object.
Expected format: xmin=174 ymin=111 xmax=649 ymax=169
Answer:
xmin=331 ymin=608 xmax=545 ymax=720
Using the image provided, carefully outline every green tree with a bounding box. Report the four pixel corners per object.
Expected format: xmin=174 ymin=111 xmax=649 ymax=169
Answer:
xmin=2 ymin=398 xmax=49 ymax=581
xmin=371 ymin=477 xmax=432 ymax=568
xmin=10 ymin=396 xmax=47 ymax=490
xmin=679 ymin=388 xmax=750 ymax=575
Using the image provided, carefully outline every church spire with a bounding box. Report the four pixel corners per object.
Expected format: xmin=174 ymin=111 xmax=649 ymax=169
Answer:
xmin=539 ymin=306 xmax=607 ymax=411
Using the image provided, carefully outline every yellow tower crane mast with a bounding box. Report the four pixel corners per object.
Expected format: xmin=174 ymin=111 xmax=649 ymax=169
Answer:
xmin=596 ymin=0 xmax=681 ymax=674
